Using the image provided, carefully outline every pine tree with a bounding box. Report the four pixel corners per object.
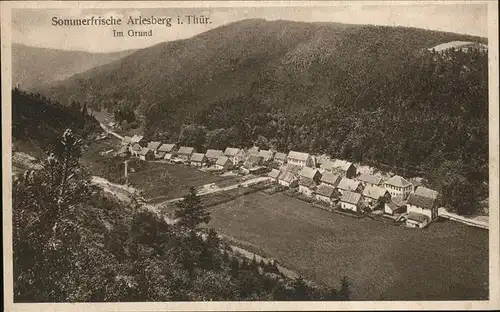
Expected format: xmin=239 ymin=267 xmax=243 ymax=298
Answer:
xmin=174 ymin=187 xmax=210 ymax=232
xmin=339 ymin=276 xmax=351 ymax=300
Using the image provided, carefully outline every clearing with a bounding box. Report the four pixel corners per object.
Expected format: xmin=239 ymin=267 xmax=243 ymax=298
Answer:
xmin=207 ymin=192 xmax=489 ymax=300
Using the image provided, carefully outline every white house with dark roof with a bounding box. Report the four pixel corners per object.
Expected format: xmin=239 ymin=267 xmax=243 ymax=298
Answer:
xmin=298 ymin=167 xmax=322 ymax=183
xmin=406 ymin=193 xmax=437 ymax=220
xmin=322 ymin=159 xmax=356 ymax=178
xmin=277 ymin=170 xmax=299 ymax=188
xmin=274 ymin=152 xmax=287 ymax=165
xmin=337 ymin=178 xmax=362 ymax=195
xmin=205 ymin=149 xmax=224 ymax=163
xmin=414 ymin=186 xmax=438 ymax=200
xmin=384 ymin=175 xmax=412 ymax=199
xmin=190 ymin=153 xmax=207 ymax=167
xmin=320 ymin=172 xmax=341 ymax=188
xmin=358 ymin=174 xmax=383 ymax=187
xmin=177 ymin=146 xmax=195 ymax=162
xmin=287 ymin=151 xmax=314 ymax=168
xmin=340 ymin=191 xmax=362 ymax=212
xmin=362 ymin=185 xmax=390 ymax=207
xmin=215 ymin=156 xmax=233 ymax=171
xmin=315 ymin=184 xmax=339 ymax=205
xmin=224 ymin=147 xmax=246 ymax=165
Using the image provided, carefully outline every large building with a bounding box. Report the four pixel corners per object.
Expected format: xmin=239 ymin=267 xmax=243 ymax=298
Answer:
xmin=287 ymin=151 xmax=314 ymax=168
xmin=384 ymin=175 xmax=412 ymax=199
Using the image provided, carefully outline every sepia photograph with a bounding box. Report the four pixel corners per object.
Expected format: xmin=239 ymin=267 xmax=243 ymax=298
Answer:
xmin=2 ymin=1 xmax=499 ymax=311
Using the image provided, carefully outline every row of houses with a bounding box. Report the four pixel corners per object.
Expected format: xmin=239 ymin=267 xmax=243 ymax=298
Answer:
xmin=120 ymin=137 xmax=439 ymax=228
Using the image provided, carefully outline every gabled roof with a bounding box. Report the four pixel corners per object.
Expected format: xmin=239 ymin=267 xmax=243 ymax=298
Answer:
xmin=414 ymin=186 xmax=438 ymax=200
xmin=205 ymin=149 xmax=224 ymax=159
xmin=224 ymin=147 xmax=243 ymax=156
xmin=288 ymin=151 xmax=310 ymax=161
xmin=299 ymin=167 xmax=320 ymax=180
xmin=315 ymin=184 xmax=336 ymax=198
xmin=268 ymin=169 xmax=280 ymax=179
xmin=299 ymin=177 xmax=316 ymax=188
xmin=147 ymin=141 xmax=162 ymax=150
xmin=331 ymin=159 xmax=355 ymax=172
xmin=358 ymin=174 xmax=383 ymax=185
xmin=138 ymin=148 xmax=152 ymax=156
xmin=407 ymin=193 xmax=435 ymax=210
xmin=337 ymin=178 xmax=360 ymax=191
xmin=190 ymin=153 xmax=206 ymax=162
xmin=274 ymin=152 xmax=287 ymax=161
xmin=258 ymin=150 xmax=274 ymax=159
xmin=158 ymin=143 xmax=176 ymax=152
xmin=407 ymin=211 xmax=430 ymax=223
xmin=278 ymin=170 xmax=298 ymax=183
xmin=283 ymin=163 xmax=302 ymax=174
xmin=390 ymin=196 xmax=405 ymax=207
xmin=340 ymin=191 xmax=362 ymax=205
xmin=320 ymin=172 xmax=341 ymax=186
xmin=362 ymin=185 xmax=388 ymax=200
xmin=178 ymin=146 xmax=195 ymax=155
xmin=384 ymin=175 xmax=412 ymax=188
xmin=216 ymin=156 xmax=232 ymax=166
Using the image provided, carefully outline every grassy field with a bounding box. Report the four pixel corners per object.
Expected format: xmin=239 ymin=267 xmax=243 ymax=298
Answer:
xmin=207 ymin=192 xmax=489 ymax=301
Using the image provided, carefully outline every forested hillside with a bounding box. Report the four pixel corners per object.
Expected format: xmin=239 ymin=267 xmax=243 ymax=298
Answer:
xmin=43 ymin=19 xmax=489 ymax=212
xmin=13 ymin=130 xmax=347 ymax=302
xmin=12 ymin=43 xmax=134 ymax=91
xmin=12 ymin=88 xmax=100 ymax=156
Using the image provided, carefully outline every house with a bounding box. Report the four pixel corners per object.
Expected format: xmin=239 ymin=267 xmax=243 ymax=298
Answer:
xmin=337 ymin=178 xmax=362 ymax=195
xmin=243 ymin=154 xmax=263 ymax=169
xmin=189 ymin=153 xmax=207 ymax=167
xmin=320 ymin=172 xmax=341 ymax=188
xmin=298 ymin=167 xmax=322 ymax=184
xmin=340 ymin=191 xmax=362 ymax=212
xmin=138 ymin=148 xmax=154 ymax=161
xmin=384 ymin=175 xmax=413 ymax=199
xmin=314 ymin=184 xmax=339 ymax=205
xmin=414 ymin=186 xmax=438 ymax=200
xmin=158 ymin=143 xmax=177 ymax=159
xmin=283 ymin=163 xmax=302 ymax=175
xmin=384 ymin=196 xmax=406 ymax=215
xmin=406 ymin=193 xmax=438 ymax=220
xmin=177 ymin=146 xmax=195 ymax=162
xmin=322 ymin=159 xmax=357 ymax=178
xmin=205 ymin=149 xmax=224 ymax=163
xmin=258 ymin=150 xmax=275 ymax=162
xmin=287 ymin=151 xmax=314 ymax=168
xmin=362 ymin=185 xmax=390 ymax=208
xmin=147 ymin=141 xmax=162 ymax=158
xmin=268 ymin=169 xmax=280 ymax=181
xmin=274 ymin=152 xmax=287 ymax=165
xmin=277 ymin=170 xmax=299 ymax=188
xmin=224 ymin=147 xmax=246 ymax=165
xmin=298 ymin=177 xmax=317 ymax=196
xmin=130 ymin=143 xmax=142 ymax=157
xmin=215 ymin=156 xmax=233 ymax=171
xmin=358 ymin=174 xmax=383 ymax=187
xmin=406 ymin=212 xmax=431 ymax=228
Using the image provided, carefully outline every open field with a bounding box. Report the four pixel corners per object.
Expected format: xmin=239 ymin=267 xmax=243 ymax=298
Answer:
xmin=207 ymin=192 xmax=489 ymax=300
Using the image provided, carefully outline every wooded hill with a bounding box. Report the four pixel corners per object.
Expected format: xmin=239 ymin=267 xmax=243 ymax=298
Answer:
xmin=42 ymin=19 xmax=489 ymax=211
xmin=13 ymin=43 xmax=134 ymax=91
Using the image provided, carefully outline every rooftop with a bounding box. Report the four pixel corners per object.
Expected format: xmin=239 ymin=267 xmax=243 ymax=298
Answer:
xmin=340 ymin=191 xmax=362 ymax=205
xmin=385 ymin=175 xmax=412 ymax=188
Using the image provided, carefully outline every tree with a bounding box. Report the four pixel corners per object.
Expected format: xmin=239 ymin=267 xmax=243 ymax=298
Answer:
xmin=291 ymin=276 xmax=310 ymax=300
xmin=174 ymin=187 xmax=210 ymax=232
xmin=339 ymin=276 xmax=351 ymax=300
xmin=178 ymin=124 xmax=206 ymax=151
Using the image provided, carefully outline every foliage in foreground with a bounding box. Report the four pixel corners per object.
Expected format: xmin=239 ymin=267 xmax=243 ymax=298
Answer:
xmin=13 ymin=129 xmax=349 ymax=302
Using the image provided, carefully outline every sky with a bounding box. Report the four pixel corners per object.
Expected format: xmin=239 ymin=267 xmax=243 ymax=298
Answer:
xmin=11 ymin=3 xmax=488 ymax=53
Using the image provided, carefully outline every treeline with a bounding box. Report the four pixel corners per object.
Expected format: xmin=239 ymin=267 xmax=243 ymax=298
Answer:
xmin=13 ymin=129 xmax=349 ymax=302
xmin=12 ymin=88 xmax=100 ymax=154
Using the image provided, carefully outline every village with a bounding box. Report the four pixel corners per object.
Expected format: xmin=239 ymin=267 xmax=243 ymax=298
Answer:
xmin=111 ymin=130 xmax=457 ymax=230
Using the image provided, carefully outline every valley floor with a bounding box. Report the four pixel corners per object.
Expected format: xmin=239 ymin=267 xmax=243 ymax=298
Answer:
xmin=207 ymin=192 xmax=489 ymax=301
